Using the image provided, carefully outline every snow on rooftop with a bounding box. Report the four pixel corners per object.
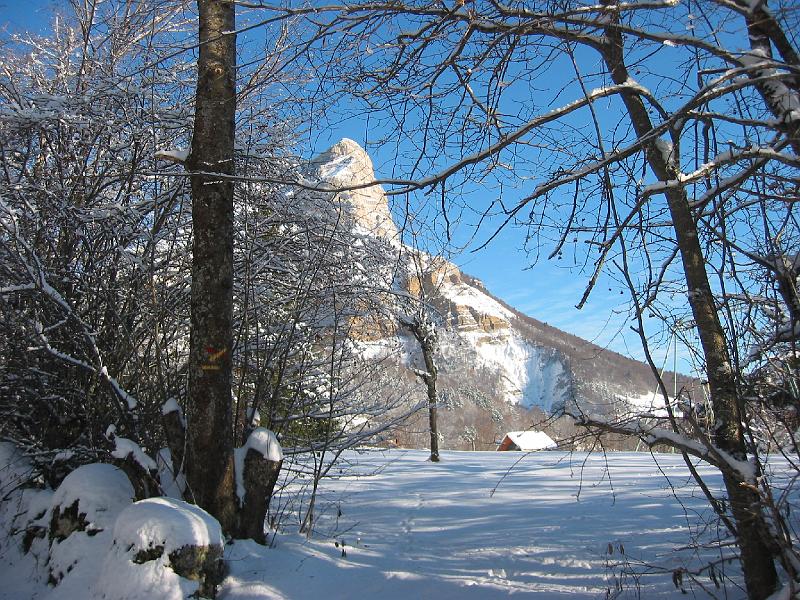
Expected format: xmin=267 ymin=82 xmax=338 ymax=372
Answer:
xmin=501 ymin=430 xmax=557 ymax=451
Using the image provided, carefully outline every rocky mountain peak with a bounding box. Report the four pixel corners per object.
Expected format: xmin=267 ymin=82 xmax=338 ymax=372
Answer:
xmin=407 ymin=259 xmax=511 ymax=335
xmin=312 ymin=138 xmax=398 ymax=240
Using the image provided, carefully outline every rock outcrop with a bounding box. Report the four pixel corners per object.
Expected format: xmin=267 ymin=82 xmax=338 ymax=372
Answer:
xmin=312 ymin=138 xmax=398 ymax=240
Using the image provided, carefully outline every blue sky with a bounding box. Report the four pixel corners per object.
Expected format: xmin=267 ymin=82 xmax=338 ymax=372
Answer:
xmin=310 ymin=118 xmax=694 ymax=373
xmin=0 ymin=0 xmax=54 ymax=35
xmin=0 ymin=1 xmax=697 ymax=374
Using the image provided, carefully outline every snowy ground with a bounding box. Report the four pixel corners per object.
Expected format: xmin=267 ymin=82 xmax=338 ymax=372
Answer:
xmin=223 ymin=450 xmax=735 ymax=599
xmin=1 ymin=448 xmax=742 ymax=599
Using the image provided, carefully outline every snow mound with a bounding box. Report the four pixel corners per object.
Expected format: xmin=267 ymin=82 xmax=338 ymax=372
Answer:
xmin=47 ymin=464 xmax=136 ymax=591
xmin=96 ymin=558 xmax=200 ymax=600
xmin=95 ymin=497 xmax=224 ymax=600
xmin=112 ymin=497 xmax=223 ymax=555
xmin=51 ymin=463 xmax=135 ymax=530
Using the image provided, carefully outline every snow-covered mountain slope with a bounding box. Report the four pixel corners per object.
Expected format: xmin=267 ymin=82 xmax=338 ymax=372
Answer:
xmin=312 ymin=139 xmax=690 ymax=448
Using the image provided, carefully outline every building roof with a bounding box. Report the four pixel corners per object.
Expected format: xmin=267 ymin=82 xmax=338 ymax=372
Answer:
xmin=500 ymin=431 xmax=557 ymax=451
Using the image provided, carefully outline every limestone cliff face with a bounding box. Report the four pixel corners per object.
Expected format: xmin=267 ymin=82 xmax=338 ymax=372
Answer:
xmin=312 ymin=139 xmax=510 ymax=340
xmin=407 ymin=259 xmax=510 ymax=335
xmin=312 ymin=139 xmax=398 ymax=240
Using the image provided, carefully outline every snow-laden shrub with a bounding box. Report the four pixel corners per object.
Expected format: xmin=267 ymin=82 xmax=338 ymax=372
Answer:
xmin=0 ymin=442 xmax=35 ymax=495
xmin=0 ymin=442 xmax=52 ymax=553
xmin=95 ymin=497 xmax=225 ymax=600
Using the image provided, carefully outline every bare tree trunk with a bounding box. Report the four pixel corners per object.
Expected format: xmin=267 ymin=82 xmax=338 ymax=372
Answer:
xmin=666 ymin=189 xmax=777 ymax=599
xmin=421 ymin=339 xmax=440 ymax=462
xmin=599 ymin=8 xmax=778 ymax=597
xmin=185 ymin=0 xmax=238 ymax=533
xmin=407 ymin=319 xmax=440 ymax=462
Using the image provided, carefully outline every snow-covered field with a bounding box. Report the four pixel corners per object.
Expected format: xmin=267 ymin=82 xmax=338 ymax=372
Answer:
xmin=1 ymin=449 xmax=739 ymax=599
xmin=224 ymin=450 xmax=732 ymax=599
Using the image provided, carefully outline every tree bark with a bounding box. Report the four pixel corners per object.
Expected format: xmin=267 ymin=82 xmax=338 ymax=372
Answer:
xmin=421 ymin=340 xmax=440 ymax=462
xmin=599 ymin=7 xmax=778 ymax=597
xmin=744 ymin=9 xmax=800 ymax=156
xmin=185 ymin=0 xmax=238 ymax=534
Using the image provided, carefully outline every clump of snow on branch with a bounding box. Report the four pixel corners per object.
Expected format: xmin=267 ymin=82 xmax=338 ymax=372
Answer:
xmin=161 ymin=397 xmax=186 ymax=427
xmin=111 ymin=436 xmax=158 ymax=472
xmin=154 ymin=148 xmax=190 ymax=164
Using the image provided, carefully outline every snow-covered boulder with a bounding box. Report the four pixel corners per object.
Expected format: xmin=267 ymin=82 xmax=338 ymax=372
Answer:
xmin=49 ymin=462 xmax=135 ymax=542
xmin=96 ymin=497 xmax=225 ymax=599
xmin=47 ymin=463 xmax=136 ymax=584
